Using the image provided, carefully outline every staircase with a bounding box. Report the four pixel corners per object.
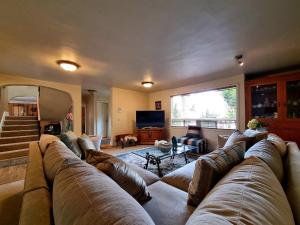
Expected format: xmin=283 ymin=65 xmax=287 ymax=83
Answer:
xmin=0 ymin=116 xmax=40 ymax=165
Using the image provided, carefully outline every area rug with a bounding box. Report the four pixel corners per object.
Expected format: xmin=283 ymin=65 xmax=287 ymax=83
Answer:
xmin=116 ymin=147 xmax=200 ymax=177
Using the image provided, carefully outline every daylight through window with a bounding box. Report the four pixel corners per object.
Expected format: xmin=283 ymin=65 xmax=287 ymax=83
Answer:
xmin=171 ymin=86 xmax=237 ymax=129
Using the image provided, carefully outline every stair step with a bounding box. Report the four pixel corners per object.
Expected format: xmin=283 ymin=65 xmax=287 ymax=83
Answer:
xmin=0 ymin=142 xmax=31 ymax=152
xmin=2 ymin=124 xmax=39 ymax=131
xmin=5 ymin=116 xmax=38 ymax=121
xmin=0 ymin=135 xmax=39 ymax=144
xmin=0 ymin=129 xmax=39 ymax=137
xmin=4 ymin=120 xmax=39 ymax=125
xmin=0 ymin=150 xmax=29 ymax=162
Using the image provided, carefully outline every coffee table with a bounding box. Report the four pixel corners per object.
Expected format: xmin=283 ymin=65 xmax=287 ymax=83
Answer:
xmin=133 ymin=145 xmax=197 ymax=177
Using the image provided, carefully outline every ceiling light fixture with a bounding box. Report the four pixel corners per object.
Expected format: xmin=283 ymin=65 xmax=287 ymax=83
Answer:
xmin=56 ymin=60 xmax=80 ymax=71
xmin=141 ymin=81 xmax=154 ymax=88
xmin=235 ymin=55 xmax=244 ymax=67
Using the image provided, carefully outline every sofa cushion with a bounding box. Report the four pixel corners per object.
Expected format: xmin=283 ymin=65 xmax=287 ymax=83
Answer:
xmin=142 ymin=181 xmax=195 ymax=225
xmin=24 ymin=142 xmax=49 ymax=193
xmin=53 ymin=160 xmax=155 ymax=225
xmin=267 ymin=133 xmax=287 ymax=156
xmin=43 ymin=140 xmax=80 ymax=183
xmin=127 ymin=163 xmax=160 ymax=186
xmin=245 ymin=139 xmax=283 ymax=181
xmin=186 ymin=157 xmax=295 ymax=225
xmin=224 ymin=130 xmax=253 ymax=149
xmin=188 ymin=142 xmax=244 ymax=206
xmin=77 ymin=134 xmax=97 ymax=159
xmin=39 ymin=134 xmax=59 ymax=155
xmin=19 ymin=188 xmax=52 ymax=225
xmin=161 ymin=161 xmax=196 ymax=192
xmin=60 ymin=131 xmax=82 ymax=158
xmin=78 ymin=135 xmax=96 ymax=149
xmin=284 ymin=142 xmax=300 ymax=225
xmin=86 ymin=150 xmax=151 ymax=202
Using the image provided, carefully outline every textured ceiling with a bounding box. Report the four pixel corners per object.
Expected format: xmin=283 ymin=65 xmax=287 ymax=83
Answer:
xmin=0 ymin=0 xmax=299 ymax=92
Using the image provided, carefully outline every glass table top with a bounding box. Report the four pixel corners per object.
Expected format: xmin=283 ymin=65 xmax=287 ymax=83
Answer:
xmin=132 ymin=145 xmax=197 ymax=159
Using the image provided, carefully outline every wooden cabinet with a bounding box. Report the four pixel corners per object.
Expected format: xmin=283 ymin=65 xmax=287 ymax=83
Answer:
xmin=136 ymin=128 xmax=165 ymax=144
xmin=245 ymin=72 xmax=300 ymax=145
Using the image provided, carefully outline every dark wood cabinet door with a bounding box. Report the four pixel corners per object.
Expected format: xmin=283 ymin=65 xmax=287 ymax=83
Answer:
xmin=137 ymin=128 xmax=165 ymax=144
xmin=245 ymin=72 xmax=300 ymax=145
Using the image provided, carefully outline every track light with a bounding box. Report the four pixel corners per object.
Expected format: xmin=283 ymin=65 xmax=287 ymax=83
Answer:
xmin=235 ymin=55 xmax=244 ymax=67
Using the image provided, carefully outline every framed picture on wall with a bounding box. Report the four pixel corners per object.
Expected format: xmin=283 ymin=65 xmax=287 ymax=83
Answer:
xmin=155 ymin=101 xmax=161 ymax=110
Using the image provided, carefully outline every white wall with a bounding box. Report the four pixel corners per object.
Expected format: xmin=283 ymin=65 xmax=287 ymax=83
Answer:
xmin=7 ymin=86 xmax=38 ymax=100
xmin=148 ymin=74 xmax=245 ymax=150
xmin=0 ymin=87 xmax=8 ymax=116
xmin=111 ymin=87 xmax=148 ymax=144
xmin=39 ymin=87 xmax=73 ymax=131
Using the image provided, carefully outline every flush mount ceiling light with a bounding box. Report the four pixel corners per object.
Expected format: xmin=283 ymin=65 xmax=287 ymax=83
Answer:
xmin=56 ymin=60 xmax=80 ymax=71
xmin=141 ymin=81 xmax=154 ymax=88
xmin=235 ymin=55 xmax=244 ymax=67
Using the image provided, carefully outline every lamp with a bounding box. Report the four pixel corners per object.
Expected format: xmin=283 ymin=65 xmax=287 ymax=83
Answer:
xmin=142 ymin=81 xmax=154 ymax=88
xmin=57 ymin=60 xmax=80 ymax=71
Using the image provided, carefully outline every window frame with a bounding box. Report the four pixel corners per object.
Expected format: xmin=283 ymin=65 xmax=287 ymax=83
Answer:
xmin=170 ymin=85 xmax=238 ymax=130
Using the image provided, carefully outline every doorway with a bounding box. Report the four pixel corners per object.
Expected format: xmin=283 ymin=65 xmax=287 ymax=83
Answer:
xmin=96 ymin=101 xmax=109 ymax=137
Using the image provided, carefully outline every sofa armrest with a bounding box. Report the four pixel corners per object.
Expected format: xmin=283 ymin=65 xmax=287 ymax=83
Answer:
xmin=284 ymin=141 xmax=300 ymax=225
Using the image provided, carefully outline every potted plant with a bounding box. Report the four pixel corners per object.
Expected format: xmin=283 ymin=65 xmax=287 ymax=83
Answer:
xmin=247 ymin=119 xmax=266 ymax=131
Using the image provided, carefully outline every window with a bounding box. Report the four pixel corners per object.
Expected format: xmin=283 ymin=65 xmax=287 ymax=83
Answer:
xmin=171 ymin=86 xmax=237 ymax=129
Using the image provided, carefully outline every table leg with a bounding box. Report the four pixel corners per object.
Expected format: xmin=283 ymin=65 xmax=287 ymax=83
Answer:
xmin=144 ymin=153 xmax=150 ymax=169
xmin=184 ymin=151 xmax=188 ymax=164
xmin=156 ymin=158 xmax=163 ymax=177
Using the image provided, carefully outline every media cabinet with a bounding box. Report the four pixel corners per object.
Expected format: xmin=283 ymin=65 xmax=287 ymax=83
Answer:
xmin=136 ymin=128 xmax=165 ymax=144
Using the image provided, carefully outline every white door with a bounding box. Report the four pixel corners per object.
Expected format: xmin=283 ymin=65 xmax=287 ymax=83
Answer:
xmin=96 ymin=101 xmax=108 ymax=137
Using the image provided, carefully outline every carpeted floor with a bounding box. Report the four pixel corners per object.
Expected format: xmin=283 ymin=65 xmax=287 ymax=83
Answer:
xmin=117 ymin=147 xmax=200 ymax=176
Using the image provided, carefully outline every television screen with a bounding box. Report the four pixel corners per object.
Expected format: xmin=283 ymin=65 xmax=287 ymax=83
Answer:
xmin=136 ymin=111 xmax=165 ymax=128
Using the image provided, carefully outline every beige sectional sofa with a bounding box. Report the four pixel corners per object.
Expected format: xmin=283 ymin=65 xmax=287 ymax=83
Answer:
xmin=18 ymin=140 xmax=300 ymax=225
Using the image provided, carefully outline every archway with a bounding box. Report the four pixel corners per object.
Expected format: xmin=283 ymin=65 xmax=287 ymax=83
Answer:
xmin=0 ymin=74 xmax=81 ymax=135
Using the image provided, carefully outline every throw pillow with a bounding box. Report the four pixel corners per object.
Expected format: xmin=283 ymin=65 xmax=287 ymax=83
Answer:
xmin=245 ymin=139 xmax=283 ymax=181
xmin=243 ymin=129 xmax=268 ymax=145
xmin=77 ymin=134 xmax=97 ymax=159
xmin=60 ymin=131 xmax=82 ymax=158
xmin=86 ymin=150 xmax=151 ymax=202
xmin=39 ymin=134 xmax=59 ymax=155
xmin=267 ymin=133 xmax=287 ymax=157
xmin=224 ymin=130 xmax=253 ymax=149
xmin=90 ymin=135 xmax=102 ymax=151
xmin=188 ymin=142 xmax=245 ymax=206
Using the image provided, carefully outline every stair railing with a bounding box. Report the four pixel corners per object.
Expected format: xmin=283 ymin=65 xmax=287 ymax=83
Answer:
xmin=0 ymin=111 xmax=9 ymax=132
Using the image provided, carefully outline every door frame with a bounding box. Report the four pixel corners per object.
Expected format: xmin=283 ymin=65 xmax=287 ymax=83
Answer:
xmin=96 ymin=100 xmax=109 ymax=137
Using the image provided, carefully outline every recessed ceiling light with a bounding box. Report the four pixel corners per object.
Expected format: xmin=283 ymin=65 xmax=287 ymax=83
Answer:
xmin=235 ymin=55 xmax=244 ymax=67
xmin=141 ymin=81 xmax=154 ymax=88
xmin=56 ymin=60 xmax=80 ymax=71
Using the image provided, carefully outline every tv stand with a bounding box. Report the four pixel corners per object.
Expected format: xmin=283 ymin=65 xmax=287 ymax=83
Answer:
xmin=136 ymin=128 xmax=165 ymax=144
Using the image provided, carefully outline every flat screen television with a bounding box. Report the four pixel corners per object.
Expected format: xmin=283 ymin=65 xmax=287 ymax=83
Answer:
xmin=136 ymin=111 xmax=165 ymax=128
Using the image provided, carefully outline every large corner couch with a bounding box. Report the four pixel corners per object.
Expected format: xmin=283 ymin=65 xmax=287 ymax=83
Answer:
xmin=19 ymin=139 xmax=300 ymax=225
